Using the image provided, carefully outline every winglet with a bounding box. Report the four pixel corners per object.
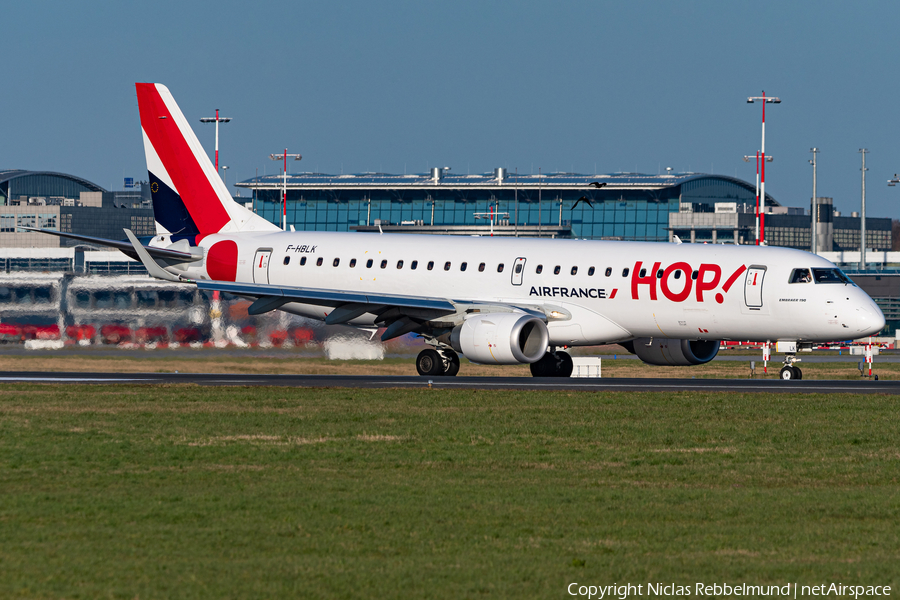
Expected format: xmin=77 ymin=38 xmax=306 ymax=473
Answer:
xmin=123 ymin=228 xmax=189 ymax=283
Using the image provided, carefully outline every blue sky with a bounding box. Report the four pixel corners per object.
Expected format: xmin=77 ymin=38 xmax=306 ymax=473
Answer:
xmin=5 ymin=0 xmax=900 ymax=218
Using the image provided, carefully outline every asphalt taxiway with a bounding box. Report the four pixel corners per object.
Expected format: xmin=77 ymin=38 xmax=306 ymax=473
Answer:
xmin=0 ymin=371 xmax=896 ymax=394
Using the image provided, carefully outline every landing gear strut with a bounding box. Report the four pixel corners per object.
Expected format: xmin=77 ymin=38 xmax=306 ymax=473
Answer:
xmin=416 ymin=348 xmax=460 ymax=377
xmin=530 ymin=350 xmax=573 ymax=377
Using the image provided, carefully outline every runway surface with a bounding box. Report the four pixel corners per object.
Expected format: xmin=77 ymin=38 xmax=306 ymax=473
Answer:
xmin=0 ymin=371 xmax=896 ymax=394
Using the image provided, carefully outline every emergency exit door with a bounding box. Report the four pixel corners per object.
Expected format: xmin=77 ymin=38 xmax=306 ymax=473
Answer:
xmin=511 ymin=257 xmax=526 ymax=286
xmin=744 ymin=265 xmax=766 ymax=308
xmin=253 ymin=249 xmax=272 ymax=284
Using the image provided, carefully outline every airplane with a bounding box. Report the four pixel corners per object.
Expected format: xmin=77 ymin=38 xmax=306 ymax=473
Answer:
xmin=32 ymin=83 xmax=886 ymax=380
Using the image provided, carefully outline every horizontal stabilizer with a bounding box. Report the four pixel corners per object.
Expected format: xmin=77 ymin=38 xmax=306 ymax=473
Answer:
xmin=123 ymin=229 xmax=188 ymax=283
xmin=22 ymin=228 xmax=201 ymax=263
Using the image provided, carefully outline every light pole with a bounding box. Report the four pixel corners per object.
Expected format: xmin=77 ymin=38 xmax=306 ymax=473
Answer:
xmin=199 ymin=109 xmax=232 ymax=177
xmin=743 ymin=153 xmax=773 ymax=245
xmin=747 ymin=92 xmax=781 ymax=244
xmin=222 ymin=166 xmax=229 ymax=192
xmin=809 ymin=148 xmax=819 ymax=254
xmin=859 ymin=149 xmax=869 ymax=270
xmin=269 ymin=150 xmax=302 ymax=231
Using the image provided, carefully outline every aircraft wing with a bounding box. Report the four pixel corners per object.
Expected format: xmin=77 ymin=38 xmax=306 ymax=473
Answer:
xmin=195 ymin=279 xmax=458 ymax=341
xmin=120 ymin=230 xmax=541 ymax=341
xmin=194 ymin=279 xmax=455 ymax=313
xmin=23 ymin=228 xmax=200 ymax=263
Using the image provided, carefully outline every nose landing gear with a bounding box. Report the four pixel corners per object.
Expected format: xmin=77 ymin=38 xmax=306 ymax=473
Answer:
xmin=779 ymin=354 xmax=802 ymax=380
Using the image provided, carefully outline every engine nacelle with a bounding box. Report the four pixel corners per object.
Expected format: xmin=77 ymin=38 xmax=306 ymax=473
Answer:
xmin=622 ymin=338 xmax=720 ymax=366
xmin=450 ymin=313 xmax=549 ymax=364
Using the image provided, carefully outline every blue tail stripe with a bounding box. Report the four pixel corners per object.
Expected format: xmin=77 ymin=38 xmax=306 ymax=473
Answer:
xmin=149 ymin=172 xmax=200 ymax=235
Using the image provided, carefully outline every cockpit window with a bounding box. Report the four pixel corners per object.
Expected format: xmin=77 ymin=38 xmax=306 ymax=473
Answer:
xmin=789 ymin=268 xmax=812 ymax=284
xmin=812 ymin=268 xmax=853 ymax=284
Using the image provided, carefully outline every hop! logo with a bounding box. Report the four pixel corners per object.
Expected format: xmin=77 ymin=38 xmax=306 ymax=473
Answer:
xmin=631 ymin=261 xmax=747 ymax=304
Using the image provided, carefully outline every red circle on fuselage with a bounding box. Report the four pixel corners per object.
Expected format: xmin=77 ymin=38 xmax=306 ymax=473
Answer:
xmin=206 ymin=240 xmax=238 ymax=281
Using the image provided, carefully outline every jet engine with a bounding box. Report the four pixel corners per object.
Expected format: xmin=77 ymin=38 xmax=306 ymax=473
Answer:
xmin=621 ymin=338 xmax=720 ymax=366
xmin=450 ymin=313 xmax=549 ymax=364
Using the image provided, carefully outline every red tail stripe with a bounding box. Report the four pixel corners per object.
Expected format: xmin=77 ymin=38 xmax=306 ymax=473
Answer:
xmin=722 ymin=265 xmax=747 ymax=293
xmin=136 ymin=83 xmax=231 ymax=234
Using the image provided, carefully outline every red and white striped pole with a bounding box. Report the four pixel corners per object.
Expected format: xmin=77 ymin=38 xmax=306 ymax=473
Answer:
xmin=269 ymin=151 xmax=302 ymax=231
xmin=755 ymin=151 xmax=760 ymax=245
xmin=760 ymin=92 xmax=767 ymax=244
xmin=214 ymin=109 xmax=220 ymax=172
xmin=747 ymin=92 xmax=780 ymax=245
xmin=200 ymin=111 xmax=232 ymax=180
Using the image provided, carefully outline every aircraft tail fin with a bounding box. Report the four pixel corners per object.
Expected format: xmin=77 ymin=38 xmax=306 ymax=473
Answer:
xmin=135 ymin=83 xmax=279 ymax=236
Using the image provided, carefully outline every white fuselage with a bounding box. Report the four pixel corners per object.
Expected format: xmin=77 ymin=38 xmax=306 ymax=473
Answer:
xmin=165 ymin=231 xmax=885 ymax=345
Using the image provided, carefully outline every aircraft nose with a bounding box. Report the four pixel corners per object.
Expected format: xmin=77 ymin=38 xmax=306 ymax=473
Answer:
xmin=855 ymin=298 xmax=885 ymax=336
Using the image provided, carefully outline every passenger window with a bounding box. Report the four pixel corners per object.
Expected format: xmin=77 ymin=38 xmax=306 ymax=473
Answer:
xmin=333 ymin=258 xmax=340 ymax=267
xmin=656 ymin=269 xmax=663 ymax=278
xmin=349 ymin=258 xmax=357 ymax=268
xmin=479 ymin=263 xmax=486 ymax=272
xmin=397 ymin=260 xmax=404 ymax=269
xmin=691 ymin=270 xmax=698 ymax=280
xmin=461 ymin=262 xmax=467 ymax=272
xmin=515 ymin=263 xmax=522 ymax=274
xmin=639 ymin=268 xmax=646 ymax=277
xmin=300 ymin=256 xmax=307 ymax=266
xmin=411 ymin=260 xmax=418 ymax=270
xmin=622 ymin=268 xmax=629 ymax=277
xmin=554 ymin=265 xmax=561 ymax=275
xmin=789 ymin=268 xmax=812 ymax=284
xmin=427 ymin=261 xmax=434 ymax=271
xmin=605 ymin=267 xmax=611 ymax=277
xmin=366 ymin=259 xmax=373 ymax=268
xmin=381 ymin=260 xmax=387 ymax=269
xmin=497 ymin=263 xmax=505 ymax=273
xmin=571 ymin=266 xmax=578 ymax=276
xmin=588 ymin=266 xmax=595 ymax=276
xmin=536 ymin=264 xmax=543 ymax=274
xmin=316 ymin=257 xmax=323 ymax=266
xmin=444 ymin=261 xmax=451 ymax=271
xmin=283 ymin=256 xmax=290 ymax=265
xmin=673 ymin=270 xmax=681 ymax=279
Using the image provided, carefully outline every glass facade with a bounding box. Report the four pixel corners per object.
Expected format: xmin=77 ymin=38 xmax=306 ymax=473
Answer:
xmin=239 ymin=173 xmax=765 ymax=241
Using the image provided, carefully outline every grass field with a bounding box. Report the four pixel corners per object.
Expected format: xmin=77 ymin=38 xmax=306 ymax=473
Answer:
xmin=1 ymin=384 xmax=899 ymax=598
xmin=0 ymin=350 xmax=893 ymax=379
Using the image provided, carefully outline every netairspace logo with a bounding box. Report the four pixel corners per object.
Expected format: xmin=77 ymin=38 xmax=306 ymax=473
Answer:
xmin=566 ymin=582 xmax=893 ymax=599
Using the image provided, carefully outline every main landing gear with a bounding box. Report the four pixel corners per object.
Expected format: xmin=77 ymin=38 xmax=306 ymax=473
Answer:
xmin=416 ymin=348 xmax=460 ymax=377
xmin=529 ymin=349 xmax=573 ymax=378
xmin=779 ymin=354 xmax=802 ymax=380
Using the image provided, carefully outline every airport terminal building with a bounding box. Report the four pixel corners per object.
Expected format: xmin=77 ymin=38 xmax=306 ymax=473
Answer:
xmin=0 ymin=170 xmax=156 ymax=248
xmin=235 ymin=169 xmax=891 ymax=251
xmin=236 ymin=170 xmax=762 ymax=241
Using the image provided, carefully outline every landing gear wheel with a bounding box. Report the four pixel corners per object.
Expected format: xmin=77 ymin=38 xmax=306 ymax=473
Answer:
xmin=793 ymin=366 xmax=802 ymax=380
xmin=530 ymin=351 xmax=574 ymax=377
xmin=416 ymin=349 xmax=445 ymax=376
xmin=555 ymin=351 xmax=574 ymax=378
xmin=780 ymin=365 xmax=796 ymax=380
xmin=530 ymin=352 xmax=557 ymax=377
xmin=443 ymin=350 xmax=460 ymax=377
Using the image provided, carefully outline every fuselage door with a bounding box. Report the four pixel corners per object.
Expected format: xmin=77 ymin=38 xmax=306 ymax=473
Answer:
xmin=511 ymin=257 xmax=526 ymax=286
xmin=744 ymin=265 xmax=766 ymax=308
xmin=253 ymin=248 xmax=273 ymax=284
